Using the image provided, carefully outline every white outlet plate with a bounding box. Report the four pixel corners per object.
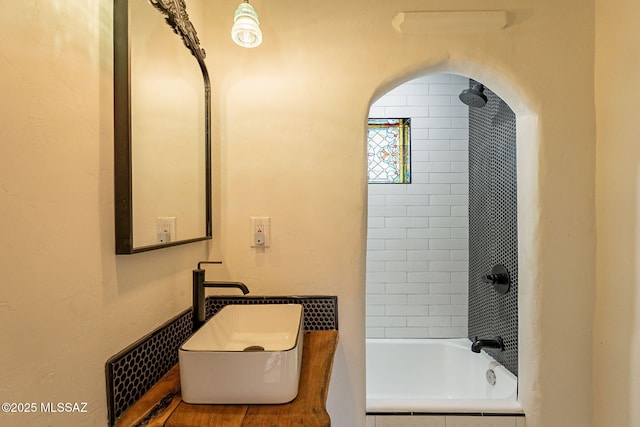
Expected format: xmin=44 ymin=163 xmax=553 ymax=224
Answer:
xmin=250 ymin=216 xmax=270 ymax=247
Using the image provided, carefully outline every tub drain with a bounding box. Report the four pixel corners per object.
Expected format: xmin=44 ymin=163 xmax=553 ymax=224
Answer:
xmin=486 ymin=369 xmax=497 ymax=385
xmin=243 ymin=345 xmax=265 ymax=352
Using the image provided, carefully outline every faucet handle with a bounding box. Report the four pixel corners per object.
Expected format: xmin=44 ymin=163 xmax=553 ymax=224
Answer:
xmin=482 ymin=264 xmax=510 ymax=294
xmin=197 ymin=260 xmax=223 ymax=269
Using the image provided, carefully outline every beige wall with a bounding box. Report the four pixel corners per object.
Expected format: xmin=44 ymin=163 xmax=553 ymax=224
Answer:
xmin=595 ymin=0 xmax=640 ymax=426
xmin=0 ymin=0 xmax=601 ymax=426
xmin=0 ymin=3 xmax=212 ymax=426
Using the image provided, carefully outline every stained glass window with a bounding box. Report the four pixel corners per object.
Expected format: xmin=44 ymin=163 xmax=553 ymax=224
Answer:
xmin=367 ymin=118 xmax=411 ymax=184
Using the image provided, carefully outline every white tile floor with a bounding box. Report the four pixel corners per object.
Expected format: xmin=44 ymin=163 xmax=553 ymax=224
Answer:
xmin=366 ymin=415 xmax=525 ymax=427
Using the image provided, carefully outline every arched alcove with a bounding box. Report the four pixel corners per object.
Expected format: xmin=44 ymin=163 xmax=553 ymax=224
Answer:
xmin=362 ymin=63 xmax=539 ymax=420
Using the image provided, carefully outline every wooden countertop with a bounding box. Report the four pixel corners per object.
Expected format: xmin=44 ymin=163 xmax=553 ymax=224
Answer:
xmin=114 ymin=330 xmax=339 ymax=427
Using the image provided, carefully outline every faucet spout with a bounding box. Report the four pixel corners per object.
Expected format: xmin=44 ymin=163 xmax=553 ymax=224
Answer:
xmin=192 ymin=263 xmax=250 ymax=332
xmin=471 ymin=336 xmax=504 ymax=353
xmin=201 ymin=281 xmax=249 ymax=295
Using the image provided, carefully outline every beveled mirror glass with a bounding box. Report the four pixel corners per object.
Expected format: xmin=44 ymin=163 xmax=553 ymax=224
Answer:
xmin=114 ymin=0 xmax=211 ymax=254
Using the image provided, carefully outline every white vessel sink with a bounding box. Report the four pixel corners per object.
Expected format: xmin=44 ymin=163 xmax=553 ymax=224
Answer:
xmin=179 ymin=304 xmax=304 ymax=404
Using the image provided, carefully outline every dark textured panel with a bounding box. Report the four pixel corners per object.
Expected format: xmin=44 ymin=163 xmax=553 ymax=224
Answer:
xmin=105 ymin=296 xmax=338 ymax=426
xmin=467 ymin=80 xmax=518 ymax=376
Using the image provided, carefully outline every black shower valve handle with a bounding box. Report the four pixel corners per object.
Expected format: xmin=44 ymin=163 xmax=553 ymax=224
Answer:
xmin=482 ymin=264 xmax=511 ymax=294
xmin=482 ymin=273 xmax=509 ymax=285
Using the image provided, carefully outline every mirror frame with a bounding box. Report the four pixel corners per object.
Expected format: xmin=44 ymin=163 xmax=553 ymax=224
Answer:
xmin=114 ymin=0 xmax=212 ymax=254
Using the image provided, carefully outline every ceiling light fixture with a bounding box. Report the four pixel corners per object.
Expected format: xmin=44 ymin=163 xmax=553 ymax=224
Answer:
xmin=231 ymin=0 xmax=262 ymax=48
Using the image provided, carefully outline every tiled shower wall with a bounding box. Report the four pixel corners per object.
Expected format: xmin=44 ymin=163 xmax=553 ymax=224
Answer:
xmin=366 ymin=74 xmax=470 ymax=339
xmin=467 ymin=82 xmax=519 ymax=375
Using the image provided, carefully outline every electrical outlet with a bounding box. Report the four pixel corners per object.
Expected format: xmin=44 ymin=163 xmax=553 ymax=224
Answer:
xmin=250 ymin=216 xmax=270 ymax=247
xmin=157 ymin=217 xmax=176 ymax=243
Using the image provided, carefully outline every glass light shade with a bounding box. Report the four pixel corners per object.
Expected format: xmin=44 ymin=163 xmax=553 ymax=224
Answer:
xmin=231 ymin=2 xmax=262 ymax=48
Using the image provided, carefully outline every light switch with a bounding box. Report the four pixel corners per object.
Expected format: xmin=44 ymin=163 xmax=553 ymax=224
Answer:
xmin=250 ymin=217 xmax=270 ymax=247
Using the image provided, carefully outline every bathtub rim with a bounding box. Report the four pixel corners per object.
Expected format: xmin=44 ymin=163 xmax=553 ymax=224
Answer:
xmin=365 ymin=337 xmax=523 ymax=415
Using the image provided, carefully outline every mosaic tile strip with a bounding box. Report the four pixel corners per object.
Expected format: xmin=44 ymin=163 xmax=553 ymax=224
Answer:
xmin=105 ymin=295 xmax=337 ymax=426
xmin=467 ymin=80 xmax=519 ymax=376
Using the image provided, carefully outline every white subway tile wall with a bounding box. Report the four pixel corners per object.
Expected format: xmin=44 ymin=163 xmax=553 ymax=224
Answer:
xmin=366 ymin=74 xmax=469 ymax=339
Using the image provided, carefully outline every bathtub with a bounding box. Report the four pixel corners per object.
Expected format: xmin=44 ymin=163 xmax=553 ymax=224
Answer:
xmin=366 ymin=338 xmax=522 ymax=414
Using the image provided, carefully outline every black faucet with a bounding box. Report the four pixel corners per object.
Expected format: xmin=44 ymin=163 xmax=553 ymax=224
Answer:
xmin=192 ymin=261 xmax=249 ymax=332
xmin=471 ymin=336 xmax=504 ymax=353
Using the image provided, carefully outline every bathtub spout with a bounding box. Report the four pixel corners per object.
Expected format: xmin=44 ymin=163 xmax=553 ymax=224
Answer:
xmin=471 ymin=336 xmax=504 ymax=353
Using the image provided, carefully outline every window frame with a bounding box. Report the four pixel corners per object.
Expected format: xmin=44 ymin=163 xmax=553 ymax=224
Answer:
xmin=367 ymin=118 xmax=411 ymax=184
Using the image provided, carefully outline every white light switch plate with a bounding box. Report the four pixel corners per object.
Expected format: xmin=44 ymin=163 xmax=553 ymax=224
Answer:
xmin=250 ymin=217 xmax=270 ymax=247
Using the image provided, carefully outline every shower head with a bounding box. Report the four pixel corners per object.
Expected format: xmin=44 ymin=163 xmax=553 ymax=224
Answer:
xmin=459 ymin=84 xmax=488 ymax=108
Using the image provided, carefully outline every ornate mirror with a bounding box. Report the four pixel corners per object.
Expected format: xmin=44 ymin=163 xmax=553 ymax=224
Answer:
xmin=114 ymin=0 xmax=211 ymax=254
